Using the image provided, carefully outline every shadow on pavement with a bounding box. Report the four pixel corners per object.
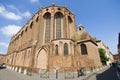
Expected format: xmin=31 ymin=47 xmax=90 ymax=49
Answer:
xmin=96 ymin=66 xmax=119 ymax=80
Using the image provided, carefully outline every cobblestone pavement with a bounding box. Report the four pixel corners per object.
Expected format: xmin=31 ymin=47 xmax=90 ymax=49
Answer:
xmin=0 ymin=66 xmax=109 ymax=80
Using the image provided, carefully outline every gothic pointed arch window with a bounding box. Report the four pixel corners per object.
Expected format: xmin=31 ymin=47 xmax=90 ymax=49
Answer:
xmin=55 ymin=45 xmax=58 ymax=55
xmin=64 ymin=43 xmax=68 ymax=55
xmin=36 ymin=16 xmax=39 ymax=22
xmin=43 ymin=12 xmax=51 ymax=43
xmin=81 ymin=44 xmax=88 ymax=55
xmin=30 ymin=22 xmax=33 ymax=29
xmin=25 ymin=27 xmax=28 ymax=32
xmin=21 ymin=31 xmax=24 ymax=36
xmin=55 ymin=12 xmax=63 ymax=39
xmin=68 ymin=16 xmax=73 ymax=23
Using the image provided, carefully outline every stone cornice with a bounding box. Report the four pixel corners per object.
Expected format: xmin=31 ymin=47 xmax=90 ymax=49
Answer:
xmin=77 ymin=39 xmax=98 ymax=46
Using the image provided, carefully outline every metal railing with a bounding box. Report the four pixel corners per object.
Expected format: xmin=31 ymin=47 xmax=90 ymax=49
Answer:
xmin=38 ymin=67 xmax=87 ymax=79
xmin=39 ymin=69 xmax=49 ymax=78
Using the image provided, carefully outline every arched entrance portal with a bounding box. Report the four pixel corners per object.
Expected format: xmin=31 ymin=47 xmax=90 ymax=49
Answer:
xmin=37 ymin=49 xmax=48 ymax=69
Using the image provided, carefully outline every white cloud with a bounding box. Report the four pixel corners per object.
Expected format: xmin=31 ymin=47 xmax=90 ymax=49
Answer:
xmin=22 ymin=11 xmax=31 ymax=18
xmin=7 ymin=5 xmax=31 ymax=18
xmin=0 ymin=42 xmax=8 ymax=48
xmin=30 ymin=0 xmax=39 ymax=3
xmin=0 ymin=24 xmax=21 ymax=36
xmin=0 ymin=5 xmax=31 ymax=20
xmin=0 ymin=5 xmax=22 ymax=20
xmin=7 ymin=5 xmax=21 ymax=14
xmin=0 ymin=5 xmax=5 ymax=13
xmin=7 ymin=5 xmax=18 ymax=10
xmin=5 ymin=12 xmax=22 ymax=20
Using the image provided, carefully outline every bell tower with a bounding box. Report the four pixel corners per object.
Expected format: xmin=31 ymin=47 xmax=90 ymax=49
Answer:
xmin=77 ymin=24 xmax=85 ymax=31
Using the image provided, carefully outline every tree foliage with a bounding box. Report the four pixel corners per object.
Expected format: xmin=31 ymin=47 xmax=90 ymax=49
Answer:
xmin=98 ymin=48 xmax=109 ymax=62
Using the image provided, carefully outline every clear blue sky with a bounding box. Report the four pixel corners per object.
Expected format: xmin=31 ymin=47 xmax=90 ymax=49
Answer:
xmin=0 ymin=0 xmax=120 ymax=54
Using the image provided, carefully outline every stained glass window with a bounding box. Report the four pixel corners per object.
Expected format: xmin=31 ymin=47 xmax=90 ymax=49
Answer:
xmin=55 ymin=12 xmax=63 ymax=39
xmin=44 ymin=13 xmax=51 ymax=43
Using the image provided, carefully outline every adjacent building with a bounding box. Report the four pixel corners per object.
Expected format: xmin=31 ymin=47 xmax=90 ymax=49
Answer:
xmin=118 ymin=32 xmax=120 ymax=54
xmin=5 ymin=4 xmax=102 ymax=74
xmin=113 ymin=32 xmax=120 ymax=62
xmin=96 ymin=40 xmax=114 ymax=65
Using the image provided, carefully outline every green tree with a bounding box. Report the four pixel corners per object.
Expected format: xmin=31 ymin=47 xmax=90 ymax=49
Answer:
xmin=98 ymin=48 xmax=109 ymax=65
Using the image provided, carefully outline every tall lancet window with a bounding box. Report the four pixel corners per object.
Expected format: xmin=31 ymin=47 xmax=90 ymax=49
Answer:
xmin=55 ymin=12 xmax=63 ymax=39
xmin=44 ymin=13 xmax=51 ymax=43
xmin=64 ymin=43 xmax=68 ymax=55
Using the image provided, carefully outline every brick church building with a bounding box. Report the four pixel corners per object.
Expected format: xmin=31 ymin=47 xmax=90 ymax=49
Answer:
xmin=5 ymin=4 xmax=102 ymax=74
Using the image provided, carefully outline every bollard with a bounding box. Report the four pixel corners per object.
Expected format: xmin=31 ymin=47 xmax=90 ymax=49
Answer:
xmin=56 ymin=69 xmax=58 ymax=79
